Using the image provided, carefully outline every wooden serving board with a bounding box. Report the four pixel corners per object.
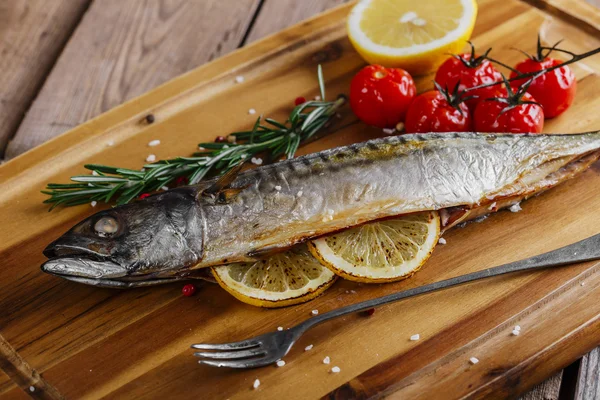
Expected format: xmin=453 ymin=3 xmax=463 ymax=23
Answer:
xmin=1 ymin=0 xmax=600 ymax=398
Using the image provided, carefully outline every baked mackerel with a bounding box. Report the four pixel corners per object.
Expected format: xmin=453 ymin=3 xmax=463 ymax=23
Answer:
xmin=42 ymin=132 xmax=600 ymax=287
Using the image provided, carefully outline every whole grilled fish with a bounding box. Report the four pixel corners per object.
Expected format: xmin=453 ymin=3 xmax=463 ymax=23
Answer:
xmin=42 ymin=132 xmax=600 ymax=287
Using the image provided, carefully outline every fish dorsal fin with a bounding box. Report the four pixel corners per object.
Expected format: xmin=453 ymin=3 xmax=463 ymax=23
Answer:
xmin=200 ymin=162 xmax=245 ymax=202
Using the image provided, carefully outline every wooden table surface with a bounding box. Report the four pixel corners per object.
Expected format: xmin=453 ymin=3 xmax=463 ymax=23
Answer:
xmin=1 ymin=0 xmax=599 ymax=399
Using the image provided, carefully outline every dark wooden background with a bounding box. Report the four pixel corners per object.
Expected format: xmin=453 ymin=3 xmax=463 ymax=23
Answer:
xmin=0 ymin=1 xmax=598 ymax=398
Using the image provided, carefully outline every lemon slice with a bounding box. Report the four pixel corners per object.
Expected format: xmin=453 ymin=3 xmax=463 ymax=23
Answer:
xmin=347 ymin=0 xmax=477 ymax=75
xmin=308 ymin=211 xmax=440 ymax=283
xmin=212 ymin=245 xmax=337 ymax=308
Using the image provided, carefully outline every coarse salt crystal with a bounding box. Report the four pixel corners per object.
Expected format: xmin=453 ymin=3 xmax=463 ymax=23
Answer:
xmin=146 ymin=154 xmax=156 ymax=162
xmin=469 ymin=357 xmax=479 ymax=365
xmin=514 ymin=325 xmax=521 ymax=331
xmin=107 ymin=140 xmax=115 ymax=146
xmin=248 ymin=108 xmax=256 ymax=115
xmin=350 ymin=290 xmax=356 ymax=294
xmin=198 ymin=146 xmax=206 ymax=151
xmin=276 ymin=360 xmax=286 ymax=367
xmin=410 ymin=334 xmax=420 ymax=341
xmin=314 ymin=95 xmax=321 ymax=101
xmin=251 ymin=157 xmax=263 ymax=165
xmin=253 ymin=379 xmax=260 ymax=389
xmin=438 ymin=238 xmax=447 ymax=245
xmin=311 ymin=309 xmax=319 ymax=316
xmin=509 ymin=203 xmax=522 ymax=213
xmin=323 ymin=356 xmax=330 ymax=364
xmin=148 ymin=139 xmax=161 ymax=147
xmin=581 ymin=282 xmax=586 ymax=286
xmin=162 ymin=186 xmax=169 ymax=191
xmin=305 ymin=344 xmax=313 ymax=351
xmin=412 ymin=17 xmax=426 ymax=26
xmin=275 ymin=185 xmax=282 ymax=191
xmin=382 ymin=128 xmax=395 ymax=135
xmin=90 ymin=201 xmax=97 ymax=207
xmin=92 ymin=170 xmax=99 ymax=176
xmin=235 ymin=75 xmax=245 ymax=83
xmin=277 ymin=326 xmax=283 ymax=331
xmin=297 ymin=191 xmax=303 ymax=197
xmin=331 ymin=366 xmax=341 ymax=373
xmin=29 ymin=386 xmax=35 ymax=392
xmin=511 ymin=329 xmax=520 ymax=336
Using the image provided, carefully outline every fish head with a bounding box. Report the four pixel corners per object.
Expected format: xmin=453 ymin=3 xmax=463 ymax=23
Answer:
xmin=42 ymin=188 xmax=204 ymax=288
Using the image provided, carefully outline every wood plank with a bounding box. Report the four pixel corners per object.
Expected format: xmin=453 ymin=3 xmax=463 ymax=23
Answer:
xmin=0 ymin=0 xmax=90 ymax=157
xmin=575 ymin=347 xmax=600 ymax=399
xmin=519 ymin=371 xmax=563 ymax=400
xmin=4 ymin=0 xmax=261 ymax=160
xmin=245 ymin=0 xmax=349 ymax=44
xmin=0 ymin=0 xmax=599 ymax=398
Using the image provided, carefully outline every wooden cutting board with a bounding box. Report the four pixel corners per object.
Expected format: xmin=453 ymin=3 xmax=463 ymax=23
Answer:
xmin=1 ymin=0 xmax=600 ymax=398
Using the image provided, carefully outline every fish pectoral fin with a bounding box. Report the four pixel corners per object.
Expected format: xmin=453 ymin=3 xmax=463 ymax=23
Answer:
xmin=200 ymin=162 xmax=245 ymax=200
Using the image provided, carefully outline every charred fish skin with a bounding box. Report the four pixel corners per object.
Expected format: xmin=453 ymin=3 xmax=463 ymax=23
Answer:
xmin=41 ymin=131 xmax=600 ymax=287
xmin=199 ymin=132 xmax=600 ymax=267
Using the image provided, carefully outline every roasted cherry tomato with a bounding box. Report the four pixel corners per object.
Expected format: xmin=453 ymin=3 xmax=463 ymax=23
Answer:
xmin=350 ymin=65 xmax=416 ymax=128
xmin=435 ymin=46 xmax=502 ymax=111
xmin=473 ymin=88 xmax=544 ymax=133
xmin=404 ymin=90 xmax=472 ymax=133
xmin=510 ymin=57 xmax=576 ymax=118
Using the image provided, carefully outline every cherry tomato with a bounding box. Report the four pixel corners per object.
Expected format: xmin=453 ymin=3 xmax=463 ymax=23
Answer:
xmin=404 ymin=90 xmax=472 ymax=133
xmin=473 ymin=88 xmax=544 ymax=133
xmin=350 ymin=65 xmax=416 ymax=128
xmin=510 ymin=58 xmax=576 ymax=118
xmin=182 ymin=284 xmax=197 ymax=297
xmin=435 ymin=54 xmax=502 ymax=111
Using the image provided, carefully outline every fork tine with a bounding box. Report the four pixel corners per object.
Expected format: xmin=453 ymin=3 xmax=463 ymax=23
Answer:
xmin=199 ymin=358 xmax=268 ymax=369
xmin=191 ymin=340 xmax=260 ymax=350
xmin=194 ymin=348 xmax=265 ymax=360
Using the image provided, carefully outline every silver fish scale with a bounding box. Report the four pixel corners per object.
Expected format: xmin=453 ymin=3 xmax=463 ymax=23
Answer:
xmin=197 ymin=132 xmax=600 ymax=267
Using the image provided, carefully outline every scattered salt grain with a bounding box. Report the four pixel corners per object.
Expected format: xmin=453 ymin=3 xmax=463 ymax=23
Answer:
xmin=148 ymin=139 xmax=161 ymax=147
xmin=253 ymin=379 xmax=260 ymax=389
xmin=276 ymin=360 xmax=286 ymax=367
xmin=469 ymin=357 xmax=479 ymax=365
xmin=511 ymin=329 xmax=520 ymax=336
xmin=412 ymin=18 xmax=426 ymax=26
xmin=235 ymin=75 xmax=245 ymax=84
xmin=251 ymin=157 xmax=263 ymax=165
xmin=514 ymin=325 xmax=521 ymax=331
xmin=311 ymin=309 xmax=319 ymax=316
xmin=410 ymin=334 xmax=420 ymax=341
xmin=314 ymin=95 xmax=321 ymax=101
xmin=382 ymin=128 xmax=395 ymax=135
xmin=248 ymin=108 xmax=256 ymax=115
xmin=438 ymin=238 xmax=447 ymax=245
xmin=305 ymin=344 xmax=313 ymax=351
xmin=92 ymin=170 xmax=99 ymax=176
xmin=29 ymin=386 xmax=35 ymax=393
xmin=162 ymin=186 xmax=169 ymax=191
xmin=107 ymin=140 xmax=115 ymax=146
xmin=146 ymin=154 xmax=156 ymax=162
xmin=581 ymin=282 xmax=586 ymax=286
xmin=323 ymin=356 xmax=330 ymax=364
xmin=350 ymin=290 xmax=357 ymax=294
xmin=297 ymin=191 xmax=303 ymax=197
xmin=277 ymin=326 xmax=283 ymax=331
xmin=275 ymin=185 xmax=282 ymax=191
xmin=90 ymin=201 xmax=97 ymax=207
xmin=509 ymin=203 xmax=522 ymax=213
xmin=399 ymin=11 xmax=417 ymax=23
xmin=198 ymin=146 xmax=206 ymax=151
xmin=331 ymin=366 xmax=341 ymax=373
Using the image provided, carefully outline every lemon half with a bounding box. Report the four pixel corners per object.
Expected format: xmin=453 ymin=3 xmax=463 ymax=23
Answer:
xmin=347 ymin=0 xmax=477 ymax=74
xmin=309 ymin=211 xmax=440 ymax=283
xmin=212 ymin=245 xmax=337 ymax=308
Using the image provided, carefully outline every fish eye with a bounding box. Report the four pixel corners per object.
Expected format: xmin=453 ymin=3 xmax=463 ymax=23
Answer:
xmin=93 ymin=216 xmax=119 ymax=237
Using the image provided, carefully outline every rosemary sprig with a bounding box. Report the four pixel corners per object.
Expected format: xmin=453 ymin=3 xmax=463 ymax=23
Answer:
xmin=43 ymin=65 xmax=346 ymax=210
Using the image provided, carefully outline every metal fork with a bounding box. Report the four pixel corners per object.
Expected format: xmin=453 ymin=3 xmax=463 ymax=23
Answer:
xmin=192 ymin=233 xmax=600 ymax=369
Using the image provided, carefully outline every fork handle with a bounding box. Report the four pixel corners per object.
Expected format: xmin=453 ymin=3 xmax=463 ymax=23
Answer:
xmin=296 ymin=233 xmax=600 ymax=332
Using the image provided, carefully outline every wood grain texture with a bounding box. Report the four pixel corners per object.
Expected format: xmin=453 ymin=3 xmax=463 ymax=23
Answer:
xmin=244 ymin=0 xmax=349 ymax=44
xmin=576 ymin=347 xmax=600 ymax=399
xmin=0 ymin=0 xmax=90 ymax=157
xmin=519 ymin=371 xmax=562 ymax=400
xmin=0 ymin=0 xmax=600 ymax=398
xmin=4 ymin=0 xmax=261 ymax=160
